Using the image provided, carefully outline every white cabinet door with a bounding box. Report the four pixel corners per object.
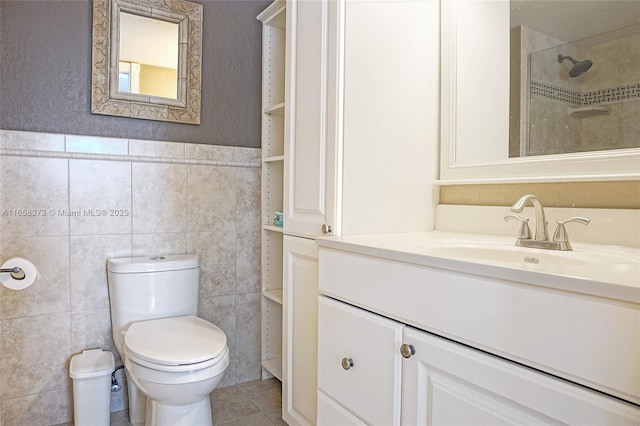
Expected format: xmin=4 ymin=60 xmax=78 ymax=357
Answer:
xmin=283 ymin=235 xmax=319 ymax=426
xmin=318 ymin=296 xmax=404 ymax=425
xmin=284 ymin=0 xmax=338 ymax=238
xmin=284 ymin=0 xmax=439 ymax=238
xmin=317 ymin=391 xmax=367 ymax=426
xmin=401 ymin=326 xmax=640 ymax=426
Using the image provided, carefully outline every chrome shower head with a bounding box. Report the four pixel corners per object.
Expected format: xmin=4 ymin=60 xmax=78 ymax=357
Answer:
xmin=558 ymin=54 xmax=593 ymax=78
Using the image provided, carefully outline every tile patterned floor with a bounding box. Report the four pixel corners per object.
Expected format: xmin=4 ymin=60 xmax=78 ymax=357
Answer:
xmin=110 ymin=378 xmax=285 ymax=426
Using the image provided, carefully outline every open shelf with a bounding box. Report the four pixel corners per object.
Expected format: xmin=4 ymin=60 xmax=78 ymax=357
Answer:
xmin=264 ymin=102 xmax=285 ymax=115
xmin=264 ymin=224 xmax=284 ymax=233
xmin=262 ymin=357 xmax=283 ymax=381
xmin=263 ymin=288 xmax=283 ymax=305
xmin=258 ymin=0 xmax=285 ymax=30
xmin=263 ymin=155 xmax=284 ymax=163
xmin=259 ymin=0 xmax=286 ymax=382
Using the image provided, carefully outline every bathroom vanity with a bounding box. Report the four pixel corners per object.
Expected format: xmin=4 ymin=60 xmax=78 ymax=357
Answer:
xmin=316 ymin=231 xmax=640 ymax=425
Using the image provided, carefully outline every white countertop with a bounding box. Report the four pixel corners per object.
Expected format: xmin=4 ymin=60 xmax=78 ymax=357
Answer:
xmin=317 ymin=231 xmax=640 ymax=303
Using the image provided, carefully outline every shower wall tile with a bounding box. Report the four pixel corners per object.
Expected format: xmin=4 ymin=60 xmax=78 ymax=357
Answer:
xmin=69 ymin=160 xmax=132 ymax=236
xmin=0 ymin=156 xmax=68 ymax=238
xmin=0 ymin=313 xmax=71 ymax=400
xmin=132 ymin=162 xmax=187 ymax=234
xmin=582 ymin=38 xmax=620 ymax=90
xmin=530 ymin=42 xmax=581 ymax=89
xmin=528 ymin=97 xmax=582 ymax=156
xmin=128 ymin=139 xmax=184 ymax=158
xmin=1 ymin=388 xmax=72 ymax=426
xmin=132 ymin=232 xmax=188 ymax=257
xmin=0 ymin=130 xmax=65 ymax=152
xmin=65 ymin=135 xmax=128 ymax=155
xmin=529 ymin=30 xmax=640 ymax=155
xmin=70 ymin=235 xmax=131 ymax=312
xmin=187 ymin=165 xmax=236 ymax=232
xmin=581 ymin=104 xmax=621 ymax=152
xmin=0 ymin=236 xmax=70 ymax=319
xmin=189 ymin=231 xmax=236 ymax=297
xmin=618 ymin=33 xmax=640 ymax=85
xmin=618 ymin=100 xmax=640 ymax=148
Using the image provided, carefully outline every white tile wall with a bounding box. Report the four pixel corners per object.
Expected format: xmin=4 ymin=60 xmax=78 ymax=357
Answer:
xmin=0 ymin=130 xmax=262 ymax=426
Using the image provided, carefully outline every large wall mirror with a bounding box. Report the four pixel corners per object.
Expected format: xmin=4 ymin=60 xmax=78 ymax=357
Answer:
xmin=91 ymin=0 xmax=202 ymax=124
xmin=440 ymin=0 xmax=640 ymax=182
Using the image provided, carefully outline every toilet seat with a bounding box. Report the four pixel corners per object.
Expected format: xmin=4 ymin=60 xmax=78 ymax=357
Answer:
xmin=124 ymin=315 xmax=227 ymax=372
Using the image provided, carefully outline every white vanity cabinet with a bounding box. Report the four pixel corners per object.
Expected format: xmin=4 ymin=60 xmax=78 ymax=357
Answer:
xmin=318 ymin=296 xmax=640 ymax=426
xmin=281 ymin=0 xmax=440 ymax=424
xmin=316 ymin=244 xmax=640 ymax=425
xmin=283 ymin=0 xmax=440 ymax=238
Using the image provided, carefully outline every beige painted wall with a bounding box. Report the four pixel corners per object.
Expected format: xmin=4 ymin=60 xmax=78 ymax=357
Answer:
xmin=439 ymin=181 xmax=640 ymax=209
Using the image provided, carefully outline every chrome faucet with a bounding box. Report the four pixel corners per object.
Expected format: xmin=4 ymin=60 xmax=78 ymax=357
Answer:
xmin=504 ymin=194 xmax=590 ymax=251
xmin=510 ymin=194 xmax=549 ymax=241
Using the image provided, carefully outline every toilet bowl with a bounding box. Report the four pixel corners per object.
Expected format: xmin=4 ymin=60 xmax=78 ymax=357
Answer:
xmin=106 ymin=254 xmax=229 ymax=425
xmin=123 ymin=315 xmax=229 ymax=426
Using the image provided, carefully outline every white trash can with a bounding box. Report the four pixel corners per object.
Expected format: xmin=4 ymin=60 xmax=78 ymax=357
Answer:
xmin=69 ymin=349 xmax=115 ymax=426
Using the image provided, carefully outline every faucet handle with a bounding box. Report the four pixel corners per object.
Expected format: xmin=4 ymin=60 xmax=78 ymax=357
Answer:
xmin=504 ymin=215 xmax=532 ymax=239
xmin=553 ymin=217 xmax=591 ymax=242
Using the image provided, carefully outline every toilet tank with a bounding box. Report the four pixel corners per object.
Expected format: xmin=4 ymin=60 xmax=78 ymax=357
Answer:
xmin=107 ymin=254 xmax=200 ymax=352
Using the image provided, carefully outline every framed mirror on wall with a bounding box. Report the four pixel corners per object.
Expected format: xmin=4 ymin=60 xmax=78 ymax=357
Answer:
xmin=91 ymin=0 xmax=203 ymax=124
xmin=440 ymin=0 xmax=640 ymax=183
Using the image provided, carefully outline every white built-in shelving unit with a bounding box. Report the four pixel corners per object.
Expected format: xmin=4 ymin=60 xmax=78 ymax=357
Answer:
xmin=258 ymin=0 xmax=286 ymax=381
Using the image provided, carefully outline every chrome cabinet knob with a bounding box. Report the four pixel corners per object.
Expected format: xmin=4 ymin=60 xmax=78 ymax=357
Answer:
xmin=321 ymin=224 xmax=332 ymax=235
xmin=400 ymin=344 xmax=416 ymax=359
xmin=341 ymin=357 xmax=354 ymax=370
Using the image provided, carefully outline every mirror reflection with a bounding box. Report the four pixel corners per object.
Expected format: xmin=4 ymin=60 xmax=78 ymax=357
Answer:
xmin=118 ymin=12 xmax=179 ymax=99
xmin=509 ymin=1 xmax=640 ymax=158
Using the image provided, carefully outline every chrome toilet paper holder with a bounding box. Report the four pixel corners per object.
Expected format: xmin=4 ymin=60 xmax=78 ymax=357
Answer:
xmin=0 ymin=266 xmax=25 ymax=280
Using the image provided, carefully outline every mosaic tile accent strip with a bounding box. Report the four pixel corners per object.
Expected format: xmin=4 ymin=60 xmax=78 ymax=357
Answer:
xmin=531 ymin=80 xmax=640 ymax=107
xmin=531 ymin=81 xmax=582 ymax=105
xmin=582 ymin=82 xmax=640 ymax=105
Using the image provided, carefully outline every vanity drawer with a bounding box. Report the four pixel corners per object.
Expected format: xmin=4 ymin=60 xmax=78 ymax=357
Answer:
xmin=318 ymin=247 xmax=640 ymax=405
xmin=317 ymin=296 xmax=404 ymax=425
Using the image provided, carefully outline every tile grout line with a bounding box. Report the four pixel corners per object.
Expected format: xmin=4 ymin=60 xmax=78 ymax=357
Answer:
xmin=67 ymin=155 xmax=73 ymax=362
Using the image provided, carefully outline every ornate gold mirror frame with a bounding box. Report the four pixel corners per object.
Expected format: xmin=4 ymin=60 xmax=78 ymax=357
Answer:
xmin=91 ymin=0 xmax=202 ymax=124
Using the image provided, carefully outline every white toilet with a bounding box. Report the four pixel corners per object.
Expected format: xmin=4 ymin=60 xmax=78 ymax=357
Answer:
xmin=107 ymin=254 xmax=229 ymax=426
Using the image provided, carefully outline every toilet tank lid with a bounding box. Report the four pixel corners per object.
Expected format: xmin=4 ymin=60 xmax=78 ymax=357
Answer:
xmin=107 ymin=254 xmax=199 ymax=273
